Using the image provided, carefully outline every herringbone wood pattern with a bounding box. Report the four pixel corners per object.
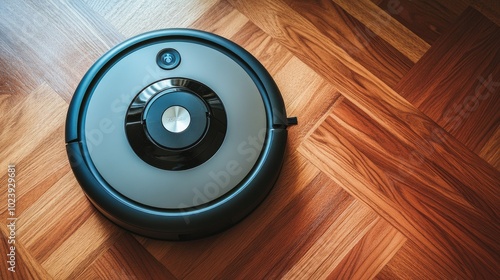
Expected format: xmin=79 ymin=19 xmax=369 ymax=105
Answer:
xmin=1 ymin=0 xmax=499 ymax=279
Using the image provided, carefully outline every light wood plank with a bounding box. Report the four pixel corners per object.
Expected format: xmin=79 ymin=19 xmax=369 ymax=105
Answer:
xmin=0 ymin=0 xmax=122 ymax=101
xmin=0 ymin=226 xmax=51 ymax=279
xmin=83 ymin=0 xmax=219 ymax=37
xmin=328 ymin=218 xmax=406 ymax=279
xmin=18 ymin=172 xmax=92 ymax=262
xmin=0 ymin=83 xmax=67 ymax=169
xmin=283 ymin=199 xmax=379 ymax=279
xmin=41 ymin=213 xmax=122 ymax=279
xmin=189 ymin=0 xmax=250 ymax=39
xmin=473 ymin=0 xmax=500 ymax=26
xmin=78 ymin=234 xmax=175 ymax=279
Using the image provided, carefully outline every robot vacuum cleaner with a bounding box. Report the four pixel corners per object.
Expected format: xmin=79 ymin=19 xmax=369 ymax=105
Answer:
xmin=65 ymin=29 xmax=296 ymax=240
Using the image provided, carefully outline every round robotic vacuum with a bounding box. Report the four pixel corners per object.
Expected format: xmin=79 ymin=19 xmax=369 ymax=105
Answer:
xmin=65 ymin=29 xmax=296 ymax=240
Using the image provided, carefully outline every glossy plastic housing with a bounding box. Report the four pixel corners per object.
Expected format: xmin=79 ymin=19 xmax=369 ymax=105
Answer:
xmin=65 ymin=29 xmax=290 ymax=240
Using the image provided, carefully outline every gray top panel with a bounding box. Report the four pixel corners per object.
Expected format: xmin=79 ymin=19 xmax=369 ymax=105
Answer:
xmin=84 ymin=41 xmax=267 ymax=209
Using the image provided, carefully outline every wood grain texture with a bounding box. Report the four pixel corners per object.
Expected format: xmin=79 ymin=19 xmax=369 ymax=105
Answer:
xmin=329 ymin=218 xmax=406 ymax=279
xmin=284 ymin=0 xmax=414 ymax=88
xmin=298 ymin=97 xmax=499 ymax=278
xmin=473 ymin=0 xmax=500 ymax=26
xmin=0 ymin=0 xmax=499 ymax=279
xmin=480 ymin=126 xmax=500 ymax=170
xmin=283 ymin=199 xmax=380 ymax=279
xmin=78 ymin=234 xmax=176 ymax=279
xmin=396 ymin=7 xmax=500 ymax=157
xmin=331 ymin=0 xmax=430 ymax=62
xmin=374 ymin=0 xmax=465 ymax=44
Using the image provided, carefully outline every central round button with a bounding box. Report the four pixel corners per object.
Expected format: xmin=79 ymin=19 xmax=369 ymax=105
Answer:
xmin=162 ymin=106 xmax=190 ymax=133
xmin=143 ymin=90 xmax=209 ymax=150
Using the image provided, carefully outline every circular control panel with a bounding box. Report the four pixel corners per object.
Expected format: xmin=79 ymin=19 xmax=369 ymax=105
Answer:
xmin=65 ymin=29 xmax=295 ymax=240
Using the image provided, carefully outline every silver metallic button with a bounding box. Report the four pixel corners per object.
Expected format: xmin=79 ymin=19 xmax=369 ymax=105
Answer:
xmin=162 ymin=106 xmax=190 ymax=133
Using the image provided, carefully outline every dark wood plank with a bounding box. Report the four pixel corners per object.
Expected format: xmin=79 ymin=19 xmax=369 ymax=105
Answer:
xmin=473 ymin=0 xmax=500 ymax=26
xmin=395 ymin=7 xmax=500 ymax=157
xmin=284 ymin=0 xmax=414 ymax=88
xmin=374 ymin=0 xmax=464 ymax=44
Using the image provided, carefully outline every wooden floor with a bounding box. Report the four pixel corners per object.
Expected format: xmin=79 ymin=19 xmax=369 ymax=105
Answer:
xmin=1 ymin=0 xmax=499 ymax=279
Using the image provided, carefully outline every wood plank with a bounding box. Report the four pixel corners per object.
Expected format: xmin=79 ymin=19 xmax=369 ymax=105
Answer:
xmin=375 ymin=239 xmax=465 ymax=279
xmin=284 ymin=0 xmax=414 ymax=88
xmin=5 ymin=127 xmax=71 ymax=216
xmin=78 ymin=234 xmax=176 ymax=279
xmin=0 ymin=1 xmax=123 ymax=101
xmin=374 ymin=0 xmax=467 ymax=44
xmin=272 ymin=57 xmax=342 ymax=150
xmin=83 ymin=0 xmax=219 ymax=37
xmin=479 ymin=126 xmax=500 ymax=170
xmin=331 ymin=0 xmax=430 ymax=62
xmin=218 ymin=173 xmax=354 ymax=279
xmin=282 ymin=199 xmax=379 ymax=279
xmin=229 ymin=0 xmax=431 ymax=146
xmin=328 ymin=217 xmax=406 ymax=279
xmin=395 ymin=7 xmax=500 ymax=156
xmin=0 ymin=227 xmax=51 ymax=279
xmin=0 ymin=84 xmax=67 ymax=169
xmin=473 ymin=0 xmax=500 ymax=26
xmin=40 ymin=213 xmax=123 ymax=279
xmin=189 ymin=0 xmax=250 ymax=40
xmin=372 ymin=0 xmax=474 ymax=15
xmin=18 ymin=172 xmax=93 ymax=262
xmin=0 ymin=84 xmax=69 ymax=218
xmin=298 ymin=98 xmax=500 ymax=278
xmin=230 ymin=22 xmax=294 ymax=76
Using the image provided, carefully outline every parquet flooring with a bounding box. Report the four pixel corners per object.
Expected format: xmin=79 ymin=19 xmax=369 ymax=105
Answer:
xmin=1 ymin=0 xmax=499 ymax=279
